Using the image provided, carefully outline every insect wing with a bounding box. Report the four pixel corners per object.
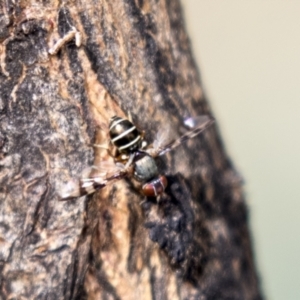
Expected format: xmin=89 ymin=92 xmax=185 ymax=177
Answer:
xmin=152 ymin=115 xmax=214 ymax=157
xmin=58 ymin=178 xmax=83 ymax=200
xmin=90 ymin=161 xmax=125 ymax=177
xmin=59 ymin=161 xmax=127 ymax=200
xmin=152 ymin=123 xmax=171 ymax=152
xmin=81 ymin=161 xmax=128 ymax=194
xmin=184 ymin=115 xmax=212 ymax=130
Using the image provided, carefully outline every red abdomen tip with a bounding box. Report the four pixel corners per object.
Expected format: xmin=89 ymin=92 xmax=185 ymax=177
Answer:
xmin=142 ymin=175 xmax=168 ymax=197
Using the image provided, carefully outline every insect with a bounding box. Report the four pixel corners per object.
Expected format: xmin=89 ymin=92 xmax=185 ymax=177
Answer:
xmin=60 ymin=114 xmax=214 ymax=200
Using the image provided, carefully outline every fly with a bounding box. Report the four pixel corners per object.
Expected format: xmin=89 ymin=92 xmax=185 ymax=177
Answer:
xmin=60 ymin=115 xmax=214 ymax=200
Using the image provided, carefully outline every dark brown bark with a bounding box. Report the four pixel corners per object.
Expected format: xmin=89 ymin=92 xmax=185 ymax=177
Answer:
xmin=0 ymin=0 xmax=263 ymax=299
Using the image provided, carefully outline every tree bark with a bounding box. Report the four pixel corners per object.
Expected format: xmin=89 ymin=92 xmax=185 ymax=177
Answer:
xmin=0 ymin=0 xmax=263 ymax=299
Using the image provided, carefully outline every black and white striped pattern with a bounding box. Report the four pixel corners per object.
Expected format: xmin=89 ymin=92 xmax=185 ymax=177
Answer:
xmin=109 ymin=116 xmax=142 ymax=153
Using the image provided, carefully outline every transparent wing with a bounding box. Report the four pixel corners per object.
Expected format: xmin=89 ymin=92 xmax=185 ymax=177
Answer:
xmin=90 ymin=160 xmax=125 ymax=178
xmin=58 ymin=178 xmax=83 ymax=200
xmin=148 ymin=115 xmax=214 ymax=157
xmin=184 ymin=115 xmax=212 ymax=130
xmin=153 ymin=124 xmax=171 ymax=151
xmin=59 ymin=161 xmax=127 ymax=200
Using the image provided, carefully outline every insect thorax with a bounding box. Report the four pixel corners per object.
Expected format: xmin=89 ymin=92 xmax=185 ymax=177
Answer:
xmin=133 ymin=152 xmax=158 ymax=183
xmin=109 ymin=116 xmax=142 ymax=153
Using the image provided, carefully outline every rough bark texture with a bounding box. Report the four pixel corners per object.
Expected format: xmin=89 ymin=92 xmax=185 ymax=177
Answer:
xmin=0 ymin=0 xmax=263 ymax=299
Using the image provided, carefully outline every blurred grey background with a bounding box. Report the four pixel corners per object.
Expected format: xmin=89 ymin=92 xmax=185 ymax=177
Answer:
xmin=182 ymin=1 xmax=300 ymax=299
